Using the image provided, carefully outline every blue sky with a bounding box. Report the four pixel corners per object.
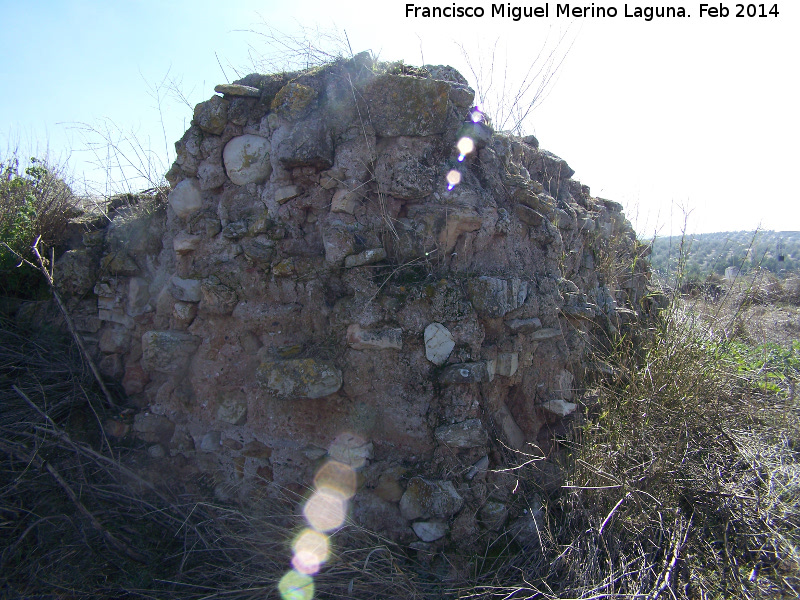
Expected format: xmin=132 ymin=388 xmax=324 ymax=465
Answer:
xmin=2 ymin=0 xmax=798 ymax=235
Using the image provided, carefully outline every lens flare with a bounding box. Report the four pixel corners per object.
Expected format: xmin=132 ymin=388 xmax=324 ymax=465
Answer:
xmin=303 ymin=488 xmax=347 ymax=532
xmin=292 ymin=528 xmax=330 ymax=575
xmin=470 ymin=107 xmax=484 ymax=123
xmin=314 ymin=460 xmax=357 ymax=500
xmin=446 ymin=170 xmax=461 ymax=190
xmin=279 ymin=569 xmax=315 ymax=600
xmin=457 ymin=137 xmax=475 ymax=156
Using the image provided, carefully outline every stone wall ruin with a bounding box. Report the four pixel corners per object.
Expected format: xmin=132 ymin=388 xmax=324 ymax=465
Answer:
xmin=55 ymin=53 xmax=651 ymax=550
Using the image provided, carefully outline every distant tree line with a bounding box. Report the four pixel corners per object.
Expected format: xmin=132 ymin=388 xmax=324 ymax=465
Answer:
xmin=646 ymin=230 xmax=800 ymax=281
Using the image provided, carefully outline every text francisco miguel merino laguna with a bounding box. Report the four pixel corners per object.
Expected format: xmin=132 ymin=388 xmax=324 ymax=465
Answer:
xmin=405 ymin=3 xmax=779 ymax=20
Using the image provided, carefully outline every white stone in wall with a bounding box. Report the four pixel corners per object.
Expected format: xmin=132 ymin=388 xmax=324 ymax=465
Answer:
xmin=412 ymin=521 xmax=447 ymax=542
xmin=168 ymin=178 xmax=203 ymax=219
xmin=223 ymin=134 xmax=272 ymax=186
xmin=541 ymin=399 xmax=577 ymax=417
xmin=554 ymin=369 xmax=575 ymax=400
xmin=424 ymin=323 xmax=454 ymax=365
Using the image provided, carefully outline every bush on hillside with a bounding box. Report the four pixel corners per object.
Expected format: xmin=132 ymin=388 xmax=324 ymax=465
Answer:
xmin=0 ymin=155 xmax=77 ymax=298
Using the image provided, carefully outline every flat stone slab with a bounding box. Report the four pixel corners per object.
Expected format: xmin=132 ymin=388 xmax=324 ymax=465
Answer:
xmin=434 ymin=418 xmax=488 ymax=448
xmin=541 ymin=399 xmax=577 ymax=417
xmin=531 ymin=328 xmax=562 ymax=341
xmin=215 ymin=83 xmax=260 ymax=97
xmin=344 ymin=248 xmax=387 ymax=268
xmin=347 ymin=324 xmax=402 ymax=350
xmin=256 ymin=359 xmax=343 ymax=400
xmin=505 ymin=317 xmax=542 ymax=333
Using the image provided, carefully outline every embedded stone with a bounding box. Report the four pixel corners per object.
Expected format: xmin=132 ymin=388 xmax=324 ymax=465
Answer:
xmin=100 ymin=252 xmax=138 ymax=276
xmin=364 ymin=75 xmax=450 ymax=137
xmin=173 ymin=232 xmax=202 ymax=254
xmin=466 ymin=455 xmax=490 ymax=480
xmin=515 ymin=204 xmax=545 ymax=227
xmin=214 ymin=83 xmax=260 ymax=97
xmin=197 ymin=158 xmax=226 ymax=190
xmin=141 ymin=331 xmax=199 ymax=374
xmin=434 ymin=419 xmax=488 ymax=448
xmin=424 ymin=323 xmax=455 ymax=365
xmin=200 ymin=276 xmax=238 ymax=315
xmin=241 ymin=236 xmax=276 ymax=265
xmin=493 ymin=402 xmax=526 ymax=450
xmin=133 ymin=413 xmax=175 ymax=444
xmin=172 ymin=301 xmax=198 ymax=329
xmin=99 ymin=326 xmax=130 ymax=354
xmin=531 ymin=328 xmax=562 ymax=341
xmin=256 ymin=359 xmax=343 ymax=399
xmin=480 ymin=501 xmax=509 ymax=531
xmin=200 ymin=430 xmax=221 ymax=453
xmin=271 ymin=81 xmax=318 ymax=120
xmin=554 ymin=370 xmax=575 ymax=401
xmin=399 ymin=478 xmax=464 ymax=520
xmin=495 ymin=352 xmax=519 ymax=377
xmin=104 ymin=419 xmax=130 ymax=438
xmin=328 ymin=433 xmax=373 ymax=469
xmin=242 ymin=441 xmax=273 ymax=459
xmin=506 ymin=318 xmax=542 ymax=333
xmin=122 ymin=363 xmax=149 ymax=395
xmin=467 ymin=276 xmax=528 ymax=318
xmin=322 ymin=226 xmax=355 ymax=266
xmin=222 ymin=220 xmax=248 ymax=240
xmin=147 ymin=444 xmax=166 ymax=459
xmin=374 ymin=467 xmax=406 ymax=503
xmin=193 ymin=95 xmax=228 ymax=135
xmin=344 ymin=248 xmax=387 ymax=268
xmin=223 ymin=135 xmax=272 ymax=186
xmin=54 ymin=249 xmax=97 ymax=298
xmin=271 ymin=258 xmax=296 ymax=277
xmin=274 ymin=184 xmax=300 ymax=204
xmin=216 ymin=393 xmax=248 ymax=425
xmin=169 ymin=178 xmax=203 ymax=219
xmin=170 ymin=430 xmax=195 ymax=454
xmin=439 ymin=362 xmax=489 ymax=385
xmin=347 ymin=324 xmax=402 ymax=350
xmin=170 ymin=277 xmax=201 ymax=302
xmin=331 ymin=188 xmax=358 ymax=214
xmin=412 ymin=521 xmax=448 ymax=542
xmin=541 ymin=399 xmax=578 ymax=417
xmin=274 ymin=119 xmax=334 ymax=169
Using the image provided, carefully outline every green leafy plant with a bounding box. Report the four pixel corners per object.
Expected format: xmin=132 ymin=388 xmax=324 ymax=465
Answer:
xmin=0 ymin=155 xmax=76 ymax=298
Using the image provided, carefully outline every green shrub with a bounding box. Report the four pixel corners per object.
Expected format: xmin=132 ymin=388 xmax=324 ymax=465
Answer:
xmin=0 ymin=155 xmax=76 ymax=298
